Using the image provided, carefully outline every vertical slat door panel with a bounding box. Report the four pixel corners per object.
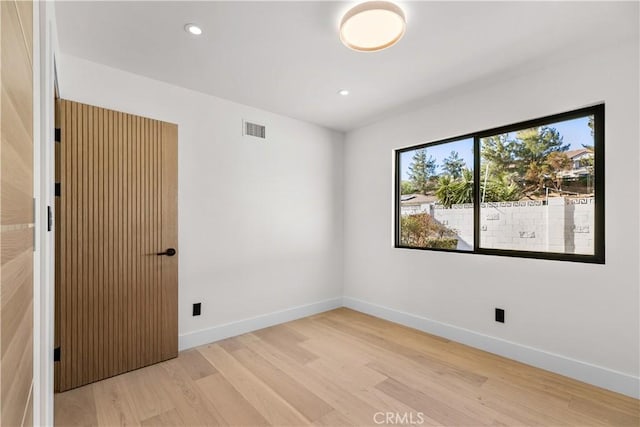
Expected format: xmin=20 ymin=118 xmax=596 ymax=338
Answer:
xmin=161 ymin=122 xmax=179 ymax=360
xmin=54 ymin=96 xmax=62 ymax=391
xmin=55 ymin=100 xmax=178 ymax=392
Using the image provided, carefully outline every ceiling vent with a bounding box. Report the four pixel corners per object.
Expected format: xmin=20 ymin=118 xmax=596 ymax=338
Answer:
xmin=243 ymin=120 xmax=266 ymax=139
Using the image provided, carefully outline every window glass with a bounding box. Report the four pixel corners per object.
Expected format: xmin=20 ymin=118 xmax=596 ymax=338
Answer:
xmin=479 ymin=116 xmax=595 ymax=255
xmin=395 ymin=106 xmax=603 ymax=263
xmin=398 ymin=138 xmax=474 ymax=250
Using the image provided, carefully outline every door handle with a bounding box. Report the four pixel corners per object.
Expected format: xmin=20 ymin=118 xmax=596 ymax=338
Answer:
xmin=157 ymin=248 xmax=176 ymax=257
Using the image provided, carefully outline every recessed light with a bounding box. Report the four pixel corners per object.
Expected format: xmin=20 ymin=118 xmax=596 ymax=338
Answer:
xmin=184 ymin=23 xmax=202 ymax=36
xmin=340 ymin=1 xmax=406 ymax=52
xmin=338 ymin=89 xmax=350 ymax=96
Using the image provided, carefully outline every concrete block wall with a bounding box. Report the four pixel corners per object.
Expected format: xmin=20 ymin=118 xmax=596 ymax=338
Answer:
xmin=428 ymin=197 xmax=594 ymax=254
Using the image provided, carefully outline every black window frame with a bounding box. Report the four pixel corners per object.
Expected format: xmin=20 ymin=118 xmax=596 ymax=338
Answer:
xmin=394 ymin=104 xmax=605 ymax=264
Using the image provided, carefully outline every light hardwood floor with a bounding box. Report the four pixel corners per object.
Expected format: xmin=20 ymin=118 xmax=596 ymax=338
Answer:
xmin=55 ymin=308 xmax=640 ymax=426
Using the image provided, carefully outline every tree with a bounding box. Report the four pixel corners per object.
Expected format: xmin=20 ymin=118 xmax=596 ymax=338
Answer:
xmin=453 ymin=168 xmax=474 ymax=205
xmin=481 ymin=127 xmax=568 ymax=197
xmin=442 ymin=151 xmax=465 ymax=179
xmin=514 ymin=127 xmax=568 ymax=171
xmin=400 ymin=213 xmax=457 ymax=249
xmin=522 ymin=151 xmax=571 ymax=194
xmin=435 ymin=175 xmax=455 ymax=208
xmin=480 ymin=134 xmax=515 ymax=176
xmin=482 ymin=174 xmax=522 ymax=202
xmin=435 ymin=168 xmax=473 ymax=208
xmin=408 ymin=149 xmax=436 ymax=194
xmin=583 ymin=116 xmax=595 ymax=158
xmin=544 ymin=151 xmax=572 ymax=190
xmin=400 ymin=181 xmax=415 ymax=195
xmin=515 ymin=126 xmax=569 ymax=194
xmin=480 ymin=134 xmax=521 ymax=201
xmin=578 ymin=145 xmax=595 ymax=194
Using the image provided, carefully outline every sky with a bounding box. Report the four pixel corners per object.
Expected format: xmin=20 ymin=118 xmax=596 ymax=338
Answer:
xmin=400 ymin=116 xmax=592 ymax=181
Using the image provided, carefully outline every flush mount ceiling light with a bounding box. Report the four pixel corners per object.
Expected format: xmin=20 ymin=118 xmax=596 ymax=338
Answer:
xmin=338 ymin=89 xmax=350 ymax=96
xmin=340 ymin=1 xmax=406 ymax=52
xmin=184 ymin=23 xmax=202 ymax=36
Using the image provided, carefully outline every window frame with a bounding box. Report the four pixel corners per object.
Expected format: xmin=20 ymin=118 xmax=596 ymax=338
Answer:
xmin=394 ymin=104 xmax=605 ymax=264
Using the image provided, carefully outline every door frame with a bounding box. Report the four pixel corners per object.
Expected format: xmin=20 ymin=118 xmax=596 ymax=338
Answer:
xmin=33 ymin=2 xmax=59 ymax=425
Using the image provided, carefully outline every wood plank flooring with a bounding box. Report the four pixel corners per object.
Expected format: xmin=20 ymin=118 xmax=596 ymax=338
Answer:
xmin=55 ymin=308 xmax=640 ymax=426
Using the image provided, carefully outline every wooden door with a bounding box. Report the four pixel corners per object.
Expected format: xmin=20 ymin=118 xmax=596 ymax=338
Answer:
xmin=55 ymin=100 xmax=178 ymax=392
xmin=1 ymin=0 xmax=35 ymax=423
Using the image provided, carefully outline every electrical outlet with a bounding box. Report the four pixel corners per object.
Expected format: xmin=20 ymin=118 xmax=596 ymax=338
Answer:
xmin=495 ymin=308 xmax=505 ymax=323
xmin=193 ymin=303 xmax=201 ymax=316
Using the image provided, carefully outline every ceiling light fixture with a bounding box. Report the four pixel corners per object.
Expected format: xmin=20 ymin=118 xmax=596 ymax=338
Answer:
xmin=340 ymin=1 xmax=406 ymax=52
xmin=338 ymin=89 xmax=350 ymax=96
xmin=184 ymin=23 xmax=203 ymax=36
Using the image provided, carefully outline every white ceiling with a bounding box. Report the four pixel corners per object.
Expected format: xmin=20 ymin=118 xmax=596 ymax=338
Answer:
xmin=55 ymin=1 xmax=638 ymax=131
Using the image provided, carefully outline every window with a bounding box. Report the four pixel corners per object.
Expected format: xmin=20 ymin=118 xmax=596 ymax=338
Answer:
xmin=395 ymin=105 xmax=604 ymax=263
xmin=398 ymin=138 xmax=474 ymax=251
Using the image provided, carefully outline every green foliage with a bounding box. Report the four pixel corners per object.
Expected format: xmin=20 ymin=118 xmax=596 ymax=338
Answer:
xmin=578 ymin=155 xmax=594 ymax=168
xmin=482 ymin=173 xmax=522 ymax=202
xmin=400 ymin=181 xmax=416 ymax=195
xmin=442 ymin=151 xmax=465 ymax=179
xmin=424 ymin=238 xmax=458 ymax=250
xmin=454 ymin=168 xmax=474 ymax=204
xmin=400 ymin=213 xmax=457 ymax=248
xmin=579 ymin=142 xmax=595 ymax=182
xmin=537 ymin=151 xmax=571 ymax=191
xmin=583 ymin=116 xmax=595 ymax=165
xmin=480 ymin=134 xmax=515 ymax=176
xmin=435 ymin=169 xmax=473 ymax=208
xmin=580 ymin=144 xmax=594 ymax=169
xmin=513 ymin=126 xmax=569 ymax=176
xmin=435 ymin=175 xmax=454 ymax=208
xmin=481 ymin=126 xmax=570 ymax=197
xmin=408 ymin=149 xmax=436 ymax=194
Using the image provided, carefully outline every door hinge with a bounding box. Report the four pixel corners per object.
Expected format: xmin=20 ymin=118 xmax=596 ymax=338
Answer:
xmin=54 ymin=347 xmax=60 ymax=362
xmin=47 ymin=206 xmax=53 ymax=232
xmin=55 ymin=183 xmax=61 ymax=197
xmin=55 ymin=128 xmax=61 ymax=143
xmin=33 ymin=198 xmax=37 ymax=251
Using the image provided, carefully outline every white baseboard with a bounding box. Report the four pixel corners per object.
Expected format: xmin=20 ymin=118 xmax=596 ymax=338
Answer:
xmin=178 ymin=295 xmax=639 ymax=399
xmin=179 ymin=297 xmax=343 ymax=351
xmin=343 ymin=296 xmax=640 ymax=399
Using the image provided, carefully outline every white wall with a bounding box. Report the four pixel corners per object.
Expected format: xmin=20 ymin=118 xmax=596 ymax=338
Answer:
xmin=55 ymin=30 xmax=639 ymax=399
xmin=57 ymin=54 xmax=344 ymax=348
xmin=343 ymin=40 xmax=639 ymax=397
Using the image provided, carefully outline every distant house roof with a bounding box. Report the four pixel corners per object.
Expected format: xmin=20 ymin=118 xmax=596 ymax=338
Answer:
xmin=565 ymin=148 xmax=592 ymax=159
xmin=400 ymin=194 xmax=437 ymax=205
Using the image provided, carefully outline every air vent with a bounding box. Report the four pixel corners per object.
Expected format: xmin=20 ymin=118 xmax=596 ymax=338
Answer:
xmin=243 ymin=120 xmax=266 ymax=139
